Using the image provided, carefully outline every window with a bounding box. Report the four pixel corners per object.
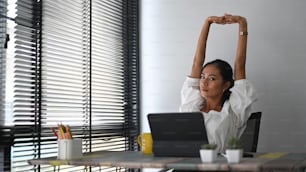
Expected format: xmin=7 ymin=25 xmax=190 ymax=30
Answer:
xmin=0 ymin=0 xmax=139 ymax=171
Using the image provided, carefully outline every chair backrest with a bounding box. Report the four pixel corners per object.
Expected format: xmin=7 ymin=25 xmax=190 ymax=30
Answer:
xmin=240 ymin=112 xmax=262 ymax=152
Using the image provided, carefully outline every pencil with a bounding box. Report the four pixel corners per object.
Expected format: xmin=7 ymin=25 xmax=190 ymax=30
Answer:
xmin=58 ymin=124 xmax=66 ymax=139
xmin=66 ymin=126 xmax=73 ymax=139
xmin=51 ymin=127 xmax=58 ymax=138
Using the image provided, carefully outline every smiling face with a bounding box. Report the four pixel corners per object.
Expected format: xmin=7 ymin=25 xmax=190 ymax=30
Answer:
xmin=200 ymin=64 xmax=230 ymax=100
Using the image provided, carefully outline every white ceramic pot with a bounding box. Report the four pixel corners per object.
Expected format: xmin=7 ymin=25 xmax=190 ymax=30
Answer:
xmin=200 ymin=149 xmax=217 ymax=163
xmin=225 ymin=149 xmax=243 ymax=163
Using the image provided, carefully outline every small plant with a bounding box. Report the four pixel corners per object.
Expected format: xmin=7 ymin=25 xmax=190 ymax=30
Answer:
xmin=227 ymin=137 xmax=242 ymax=149
xmin=201 ymin=143 xmax=217 ymax=150
xmin=200 ymin=143 xmax=218 ymax=163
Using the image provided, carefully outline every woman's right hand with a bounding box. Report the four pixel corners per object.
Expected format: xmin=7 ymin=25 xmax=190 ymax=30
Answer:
xmin=207 ymin=16 xmax=226 ymax=25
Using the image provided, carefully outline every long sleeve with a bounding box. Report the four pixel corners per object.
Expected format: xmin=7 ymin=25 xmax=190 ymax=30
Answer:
xmin=179 ymin=77 xmax=205 ymax=112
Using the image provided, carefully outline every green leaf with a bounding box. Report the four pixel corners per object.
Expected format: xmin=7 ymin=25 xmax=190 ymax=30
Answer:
xmin=201 ymin=144 xmax=217 ymax=150
xmin=227 ymin=137 xmax=242 ymax=149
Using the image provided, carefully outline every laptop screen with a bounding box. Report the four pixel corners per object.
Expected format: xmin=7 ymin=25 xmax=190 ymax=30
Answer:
xmin=147 ymin=112 xmax=208 ymax=157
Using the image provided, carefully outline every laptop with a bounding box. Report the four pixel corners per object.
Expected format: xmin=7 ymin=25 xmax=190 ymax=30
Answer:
xmin=147 ymin=112 xmax=208 ymax=157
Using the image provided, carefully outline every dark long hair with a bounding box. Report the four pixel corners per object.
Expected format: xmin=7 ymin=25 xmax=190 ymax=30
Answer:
xmin=203 ymin=59 xmax=234 ymax=104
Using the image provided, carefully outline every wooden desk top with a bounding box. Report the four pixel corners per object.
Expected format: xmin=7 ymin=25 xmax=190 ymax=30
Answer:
xmin=28 ymin=151 xmax=306 ymax=172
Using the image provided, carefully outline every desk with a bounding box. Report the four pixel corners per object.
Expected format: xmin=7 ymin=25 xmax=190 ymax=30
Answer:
xmin=28 ymin=151 xmax=306 ymax=172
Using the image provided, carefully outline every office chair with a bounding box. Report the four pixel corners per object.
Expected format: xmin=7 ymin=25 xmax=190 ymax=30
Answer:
xmin=240 ymin=112 xmax=262 ymax=153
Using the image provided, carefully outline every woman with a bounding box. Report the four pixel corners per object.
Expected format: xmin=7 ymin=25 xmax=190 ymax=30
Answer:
xmin=180 ymin=14 xmax=257 ymax=153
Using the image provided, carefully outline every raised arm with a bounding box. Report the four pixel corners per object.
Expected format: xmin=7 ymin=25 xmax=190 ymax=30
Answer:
xmin=191 ymin=16 xmax=225 ymax=78
xmin=224 ymin=14 xmax=248 ymax=80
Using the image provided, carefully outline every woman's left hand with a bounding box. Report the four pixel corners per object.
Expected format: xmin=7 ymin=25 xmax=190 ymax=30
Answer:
xmin=223 ymin=13 xmax=247 ymax=24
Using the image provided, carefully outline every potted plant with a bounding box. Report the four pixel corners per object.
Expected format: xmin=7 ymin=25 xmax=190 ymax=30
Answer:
xmin=199 ymin=143 xmax=218 ymax=163
xmin=225 ymin=137 xmax=243 ymax=163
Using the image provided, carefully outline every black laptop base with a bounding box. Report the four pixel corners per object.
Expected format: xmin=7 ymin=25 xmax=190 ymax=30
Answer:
xmin=153 ymin=141 xmax=206 ymax=157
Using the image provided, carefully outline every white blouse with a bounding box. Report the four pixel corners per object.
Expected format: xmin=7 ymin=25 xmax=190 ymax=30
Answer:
xmin=179 ymin=77 xmax=257 ymax=153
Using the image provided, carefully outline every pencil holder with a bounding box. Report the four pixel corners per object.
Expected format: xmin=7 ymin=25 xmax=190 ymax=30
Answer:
xmin=57 ymin=139 xmax=82 ymax=160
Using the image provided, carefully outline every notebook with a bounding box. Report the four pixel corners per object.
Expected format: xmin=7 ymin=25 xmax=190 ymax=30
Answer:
xmin=147 ymin=112 xmax=208 ymax=157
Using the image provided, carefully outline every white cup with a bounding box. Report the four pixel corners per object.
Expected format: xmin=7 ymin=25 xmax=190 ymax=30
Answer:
xmin=58 ymin=139 xmax=82 ymax=160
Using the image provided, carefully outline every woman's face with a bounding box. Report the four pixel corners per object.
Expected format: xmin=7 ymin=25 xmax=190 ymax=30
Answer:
xmin=200 ymin=64 xmax=228 ymax=99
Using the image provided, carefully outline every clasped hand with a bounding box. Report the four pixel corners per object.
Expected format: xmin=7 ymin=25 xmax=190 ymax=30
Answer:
xmin=207 ymin=13 xmax=247 ymax=25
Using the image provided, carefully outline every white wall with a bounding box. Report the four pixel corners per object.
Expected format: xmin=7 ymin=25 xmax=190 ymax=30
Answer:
xmin=140 ymin=0 xmax=306 ymax=152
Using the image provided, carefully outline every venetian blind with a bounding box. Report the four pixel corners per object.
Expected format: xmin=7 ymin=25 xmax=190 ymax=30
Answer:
xmin=40 ymin=0 xmax=89 ymax=171
xmin=0 ymin=1 xmax=9 ymax=170
xmin=11 ymin=0 xmax=42 ymax=171
xmin=9 ymin=0 xmax=139 ymax=171
xmin=1 ymin=0 xmax=14 ymax=171
xmin=0 ymin=0 xmax=6 ymax=124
